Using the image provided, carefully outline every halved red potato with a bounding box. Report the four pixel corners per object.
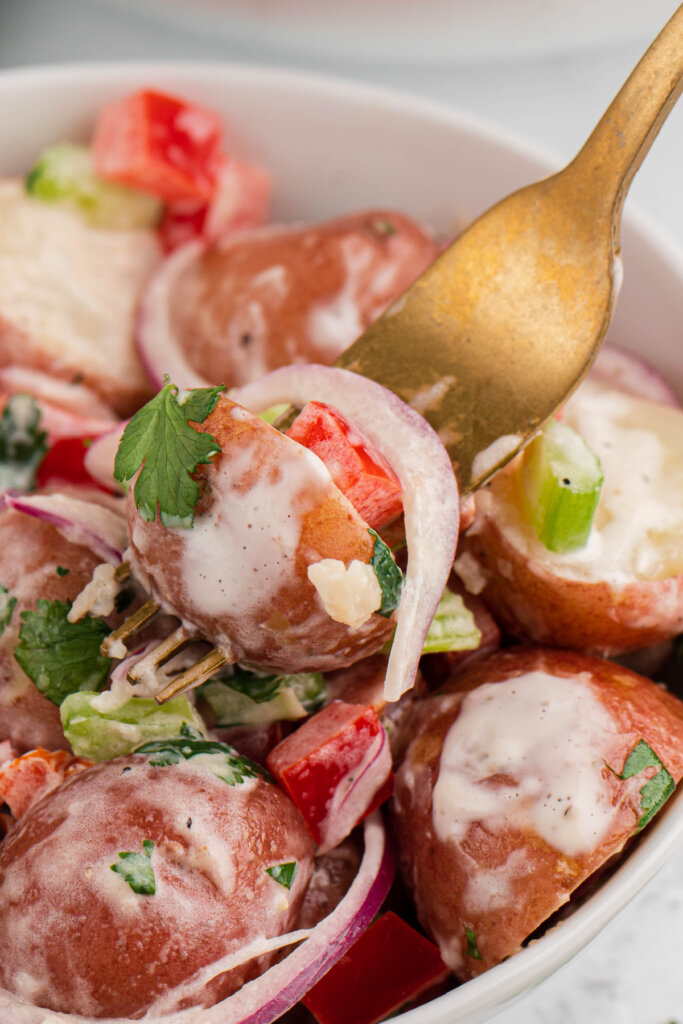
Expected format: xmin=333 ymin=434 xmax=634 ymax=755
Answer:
xmin=0 ymin=745 xmax=314 ymax=1017
xmin=0 ymin=504 xmax=115 ymax=753
xmin=457 ymin=379 xmax=683 ymax=654
xmin=138 ymin=210 xmax=438 ymax=387
xmin=0 ymin=180 xmax=159 ymax=415
xmin=127 ymin=395 xmax=396 ymax=672
xmin=391 ymin=647 xmax=683 ymax=981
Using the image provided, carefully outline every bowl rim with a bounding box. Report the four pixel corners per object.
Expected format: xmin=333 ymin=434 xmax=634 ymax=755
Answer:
xmin=0 ymin=58 xmax=682 ymax=1024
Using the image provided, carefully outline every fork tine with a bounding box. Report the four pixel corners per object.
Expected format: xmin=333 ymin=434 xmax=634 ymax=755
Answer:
xmin=101 ymin=597 xmax=161 ymax=659
xmin=154 ymin=647 xmax=229 ymax=705
xmin=126 ymin=625 xmax=196 ymax=684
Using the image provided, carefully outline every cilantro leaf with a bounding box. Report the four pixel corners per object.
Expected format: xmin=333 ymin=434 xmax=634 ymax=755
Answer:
xmin=56 ymin=566 xmax=70 ymax=577
xmin=266 ymin=862 xmax=297 ymax=890
xmin=0 ymin=394 xmax=48 ymax=492
xmin=0 ymin=583 xmax=17 ymax=636
xmin=368 ymin=528 xmax=403 ymax=617
xmin=135 ymin=735 xmax=270 ymax=786
xmin=616 ymin=739 xmax=676 ymax=831
xmin=464 ymin=925 xmax=482 ymax=960
xmin=113 ymin=380 xmax=225 ymax=529
xmin=14 ymin=599 xmax=112 ymax=706
xmin=111 ymin=839 xmax=156 ymax=895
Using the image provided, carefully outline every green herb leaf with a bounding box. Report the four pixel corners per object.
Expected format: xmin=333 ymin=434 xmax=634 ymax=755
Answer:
xmin=14 ymin=599 xmax=112 ymax=706
xmin=266 ymin=862 xmax=297 ymax=890
xmin=199 ymin=667 xmax=326 ymax=728
xmin=368 ymin=528 xmax=403 ymax=617
xmin=616 ymin=739 xmax=675 ymax=831
xmin=111 ymin=839 xmax=156 ymax=895
xmin=0 ymin=394 xmax=48 ymax=492
xmin=135 ymin=734 xmax=269 ymax=786
xmin=0 ymin=584 xmax=17 ymax=636
xmin=56 ymin=566 xmax=70 ymax=577
xmin=113 ymin=379 xmax=225 ymax=529
xmin=464 ymin=925 xmax=482 ymax=960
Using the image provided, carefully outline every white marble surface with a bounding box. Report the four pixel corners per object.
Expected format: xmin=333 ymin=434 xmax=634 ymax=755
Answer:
xmin=1 ymin=1 xmax=683 ymax=1021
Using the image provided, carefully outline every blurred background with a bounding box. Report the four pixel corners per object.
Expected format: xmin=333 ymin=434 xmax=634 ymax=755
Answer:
xmin=1 ymin=2 xmax=682 ymax=1022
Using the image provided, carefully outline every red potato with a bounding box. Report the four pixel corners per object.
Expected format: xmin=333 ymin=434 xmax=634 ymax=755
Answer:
xmin=139 ymin=209 xmax=438 ymax=387
xmin=127 ymin=395 xmax=395 ymax=672
xmin=458 ymin=380 xmax=683 ymax=654
xmin=0 ymin=505 xmax=115 ymax=753
xmin=0 ymin=180 xmax=159 ymax=416
xmin=391 ymin=647 xmax=683 ymax=981
xmin=0 ymin=747 xmax=314 ymax=1018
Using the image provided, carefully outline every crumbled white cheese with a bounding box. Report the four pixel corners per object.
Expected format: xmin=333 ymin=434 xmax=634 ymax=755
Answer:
xmin=67 ymin=563 xmax=119 ymax=623
xmin=307 ymin=558 xmax=382 ymax=629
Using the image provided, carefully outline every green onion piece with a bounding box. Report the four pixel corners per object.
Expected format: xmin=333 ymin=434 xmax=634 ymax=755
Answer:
xmin=258 ymin=403 xmax=292 ymax=426
xmin=520 ymin=419 xmax=604 ymax=554
xmin=26 ymin=143 xmax=161 ymax=230
xmin=199 ymin=668 xmax=326 ymax=728
xmin=422 ymin=588 xmax=481 ymax=654
xmin=59 ymin=691 xmax=208 ymax=762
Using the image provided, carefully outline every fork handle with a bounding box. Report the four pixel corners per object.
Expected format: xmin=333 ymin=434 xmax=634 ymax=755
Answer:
xmin=567 ymin=3 xmax=683 ymax=237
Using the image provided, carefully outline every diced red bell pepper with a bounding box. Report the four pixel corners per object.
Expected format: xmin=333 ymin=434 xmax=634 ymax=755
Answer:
xmin=159 ymin=155 xmax=271 ymax=252
xmin=286 ymin=401 xmax=403 ymax=530
xmin=266 ymin=701 xmax=393 ymax=853
xmin=302 ymin=912 xmax=449 ymax=1024
xmin=92 ymin=89 xmax=224 ymax=203
xmin=0 ymin=748 xmax=93 ymax=820
xmin=36 ymin=435 xmax=108 ymax=491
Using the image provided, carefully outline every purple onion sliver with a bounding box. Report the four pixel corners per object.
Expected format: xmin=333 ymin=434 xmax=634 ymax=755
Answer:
xmin=5 ymin=494 xmax=127 ymax=564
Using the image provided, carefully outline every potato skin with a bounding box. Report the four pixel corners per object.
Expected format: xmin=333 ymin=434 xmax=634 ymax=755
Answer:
xmin=127 ymin=396 xmax=394 ymax=671
xmin=0 ymin=751 xmax=314 ymax=1017
xmin=459 ymin=476 xmax=683 ymax=654
xmin=161 ymin=210 xmax=438 ymax=384
xmin=0 ymin=507 xmax=108 ymax=753
xmin=391 ymin=648 xmax=683 ymax=980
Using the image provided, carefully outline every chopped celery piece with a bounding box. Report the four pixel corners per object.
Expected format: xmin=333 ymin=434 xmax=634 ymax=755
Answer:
xmin=60 ymin=691 xmax=208 ymax=761
xmin=200 ymin=668 xmax=326 ymax=727
xmin=520 ymin=419 xmax=604 ymax=554
xmin=26 ymin=143 xmax=161 ymax=230
xmin=422 ymin=588 xmax=481 ymax=654
xmin=258 ymin=403 xmax=292 ymax=426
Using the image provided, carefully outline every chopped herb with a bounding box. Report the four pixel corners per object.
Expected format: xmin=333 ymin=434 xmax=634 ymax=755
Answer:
xmin=464 ymin=925 xmax=482 ymax=960
xmin=368 ymin=528 xmax=403 ymax=617
xmin=134 ymin=734 xmax=269 ymax=786
xmin=55 ymin=566 xmax=70 ymax=577
xmin=266 ymin=862 xmax=297 ymax=890
xmin=113 ymin=379 xmax=225 ymax=528
xmin=111 ymin=839 xmax=156 ymax=895
xmin=616 ymin=739 xmax=675 ymax=831
xmin=0 ymin=584 xmax=17 ymax=636
xmin=14 ymin=599 xmax=112 ymax=706
xmin=0 ymin=394 xmax=48 ymax=492
xmin=368 ymin=217 xmax=397 ymax=237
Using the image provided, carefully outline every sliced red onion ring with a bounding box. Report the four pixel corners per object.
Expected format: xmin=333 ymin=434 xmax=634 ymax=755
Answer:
xmin=588 ymin=344 xmax=680 ymax=407
xmin=83 ymin=421 xmax=127 ymax=493
xmin=136 ymin=240 xmax=212 ymax=390
xmin=0 ymin=367 xmax=119 ymax=421
xmin=232 ymin=365 xmax=460 ymax=702
xmin=0 ymin=813 xmax=392 ymax=1024
xmin=5 ymin=493 xmax=127 ymax=564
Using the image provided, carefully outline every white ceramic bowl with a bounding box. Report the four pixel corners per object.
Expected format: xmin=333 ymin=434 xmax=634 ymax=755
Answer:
xmin=0 ymin=62 xmax=682 ymax=1024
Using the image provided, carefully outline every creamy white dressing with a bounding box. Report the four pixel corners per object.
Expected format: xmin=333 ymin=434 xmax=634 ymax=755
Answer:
xmin=67 ymin=562 xmax=119 ymax=622
xmin=306 ymin=234 xmax=371 ymax=357
xmin=432 ymin=671 xmax=619 ymax=857
xmin=471 ymin=434 xmax=522 ymax=481
xmin=179 ymin=429 xmax=333 ymax=621
xmin=307 ymin=558 xmax=381 ymax=629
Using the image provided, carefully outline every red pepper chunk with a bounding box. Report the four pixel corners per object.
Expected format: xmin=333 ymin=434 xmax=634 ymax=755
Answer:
xmin=0 ymin=748 xmax=93 ymax=821
xmin=266 ymin=701 xmax=393 ymax=853
xmin=302 ymin=912 xmax=449 ymax=1024
xmin=36 ymin=435 xmax=107 ymax=491
xmin=286 ymin=401 xmax=402 ymax=530
xmin=92 ymin=89 xmax=224 ymax=203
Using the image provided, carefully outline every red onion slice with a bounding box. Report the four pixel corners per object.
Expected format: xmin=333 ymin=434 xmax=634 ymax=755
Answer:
xmin=136 ymin=240 xmax=212 ymax=391
xmin=0 ymin=813 xmax=393 ymax=1024
xmin=588 ymin=344 xmax=680 ymax=407
xmin=83 ymin=421 xmax=127 ymax=493
xmin=0 ymin=367 xmax=118 ymax=422
xmin=232 ymin=365 xmax=460 ymax=702
xmin=5 ymin=493 xmax=127 ymax=564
